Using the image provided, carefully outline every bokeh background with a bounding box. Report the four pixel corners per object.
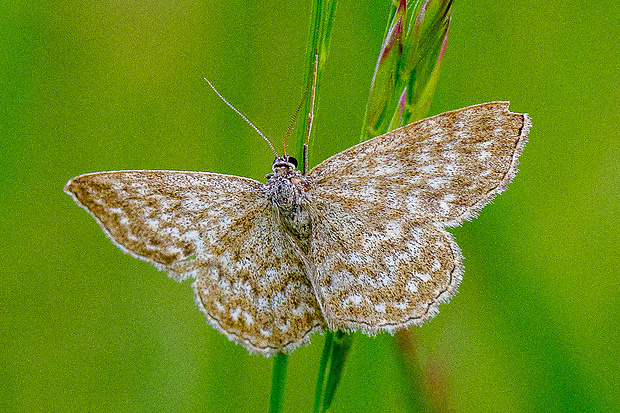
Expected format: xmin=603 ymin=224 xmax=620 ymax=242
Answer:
xmin=2 ymin=1 xmax=618 ymax=412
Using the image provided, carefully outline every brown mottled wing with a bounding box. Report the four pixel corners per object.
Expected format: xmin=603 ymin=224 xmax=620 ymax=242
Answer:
xmin=64 ymin=171 xmax=259 ymax=277
xmin=306 ymin=201 xmax=462 ymax=332
xmin=305 ymin=102 xmax=529 ymax=332
xmin=309 ymin=102 xmax=530 ymax=226
xmin=64 ymin=171 xmax=324 ymax=355
xmin=194 ymin=204 xmax=325 ymax=355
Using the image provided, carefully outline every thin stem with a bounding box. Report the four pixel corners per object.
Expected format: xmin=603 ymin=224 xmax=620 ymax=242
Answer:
xmin=303 ymin=51 xmax=319 ymax=175
xmin=269 ymin=353 xmax=289 ymax=413
xmin=322 ymin=330 xmax=353 ymax=412
xmin=313 ymin=331 xmax=334 ymax=413
xmin=296 ymin=0 xmax=338 ymax=169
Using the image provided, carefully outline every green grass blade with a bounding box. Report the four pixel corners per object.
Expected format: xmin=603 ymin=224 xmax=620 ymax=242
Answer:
xmin=269 ymin=353 xmax=289 ymax=413
xmin=295 ymin=0 xmax=338 ymax=166
xmin=321 ymin=330 xmax=354 ymax=412
xmin=313 ymin=331 xmax=334 ymax=413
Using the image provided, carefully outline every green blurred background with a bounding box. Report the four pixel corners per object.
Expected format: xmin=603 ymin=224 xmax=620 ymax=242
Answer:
xmin=2 ymin=1 xmax=618 ymax=412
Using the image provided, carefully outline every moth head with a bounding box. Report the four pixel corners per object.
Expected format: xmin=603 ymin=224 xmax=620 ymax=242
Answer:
xmin=272 ymin=156 xmax=298 ymax=173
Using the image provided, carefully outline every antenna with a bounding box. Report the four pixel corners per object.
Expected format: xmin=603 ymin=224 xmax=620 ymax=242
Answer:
xmin=303 ymin=51 xmax=319 ymax=175
xmin=282 ymin=79 xmax=311 ymax=157
xmin=203 ymin=78 xmax=278 ymax=157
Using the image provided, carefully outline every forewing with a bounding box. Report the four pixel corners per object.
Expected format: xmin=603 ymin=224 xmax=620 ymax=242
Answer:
xmin=307 ymin=202 xmax=462 ymax=333
xmin=64 ymin=170 xmax=261 ymax=278
xmin=309 ymin=102 xmax=530 ymax=226
xmin=194 ymin=204 xmax=325 ymax=355
xmin=66 ymin=170 xmax=325 ymax=355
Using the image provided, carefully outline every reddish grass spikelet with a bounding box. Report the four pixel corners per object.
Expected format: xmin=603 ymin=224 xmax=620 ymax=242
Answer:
xmin=361 ymin=0 xmax=453 ymax=140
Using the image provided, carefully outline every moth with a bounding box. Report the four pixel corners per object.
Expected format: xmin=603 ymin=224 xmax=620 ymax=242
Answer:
xmin=65 ymin=101 xmax=530 ymax=355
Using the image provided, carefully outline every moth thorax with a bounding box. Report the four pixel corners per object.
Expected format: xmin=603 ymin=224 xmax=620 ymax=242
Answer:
xmin=268 ymin=174 xmax=304 ymax=211
xmin=267 ymin=173 xmax=311 ymax=244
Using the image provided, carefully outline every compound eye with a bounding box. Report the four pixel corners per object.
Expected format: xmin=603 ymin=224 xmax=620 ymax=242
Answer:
xmin=287 ymin=156 xmax=298 ymax=168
